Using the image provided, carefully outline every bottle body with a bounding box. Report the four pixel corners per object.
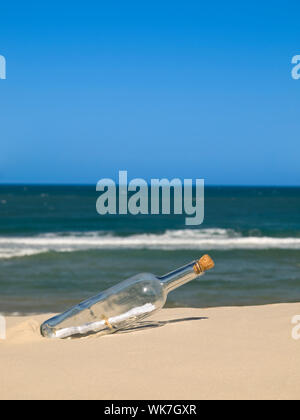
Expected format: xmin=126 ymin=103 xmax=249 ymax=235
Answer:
xmin=40 ymin=255 xmax=214 ymax=339
xmin=41 ymin=273 xmax=167 ymax=339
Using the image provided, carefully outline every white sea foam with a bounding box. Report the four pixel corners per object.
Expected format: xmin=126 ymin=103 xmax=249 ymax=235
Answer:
xmin=0 ymin=229 xmax=300 ymax=259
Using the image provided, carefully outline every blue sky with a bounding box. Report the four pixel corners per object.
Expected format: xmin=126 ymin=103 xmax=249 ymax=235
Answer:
xmin=0 ymin=1 xmax=299 ymax=185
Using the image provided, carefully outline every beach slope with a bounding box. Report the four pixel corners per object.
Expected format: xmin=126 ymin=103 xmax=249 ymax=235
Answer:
xmin=0 ymin=303 xmax=299 ymax=400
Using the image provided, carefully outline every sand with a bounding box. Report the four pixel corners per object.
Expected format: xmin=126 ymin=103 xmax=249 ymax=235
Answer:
xmin=0 ymin=303 xmax=300 ymax=400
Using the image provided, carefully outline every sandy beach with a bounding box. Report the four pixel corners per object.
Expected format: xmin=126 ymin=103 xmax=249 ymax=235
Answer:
xmin=0 ymin=303 xmax=299 ymax=400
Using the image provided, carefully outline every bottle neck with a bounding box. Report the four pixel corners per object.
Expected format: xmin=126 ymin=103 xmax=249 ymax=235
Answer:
xmin=159 ymin=261 xmax=204 ymax=293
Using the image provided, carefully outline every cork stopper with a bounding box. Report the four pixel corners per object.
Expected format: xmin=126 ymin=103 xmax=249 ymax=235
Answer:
xmin=193 ymin=255 xmax=215 ymax=274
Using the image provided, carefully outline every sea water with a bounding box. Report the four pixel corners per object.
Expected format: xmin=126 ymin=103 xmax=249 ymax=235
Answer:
xmin=0 ymin=185 xmax=299 ymax=314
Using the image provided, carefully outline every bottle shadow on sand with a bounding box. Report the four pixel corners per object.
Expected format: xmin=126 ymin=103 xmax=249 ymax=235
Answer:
xmin=74 ymin=316 xmax=209 ymax=340
xmin=118 ymin=316 xmax=209 ymax=334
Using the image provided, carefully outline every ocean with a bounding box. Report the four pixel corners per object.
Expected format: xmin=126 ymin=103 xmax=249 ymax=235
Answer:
xmin=0 ymin=185 xmax=299 ymax=315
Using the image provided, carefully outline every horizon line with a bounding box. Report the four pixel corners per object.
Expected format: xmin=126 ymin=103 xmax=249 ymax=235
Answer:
xmin=0 ymin=183 xmax=299 ymax=188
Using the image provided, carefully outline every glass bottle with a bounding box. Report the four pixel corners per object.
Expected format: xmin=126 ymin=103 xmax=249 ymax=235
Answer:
xmin=41 ymin=254 xmax=214 ymax=339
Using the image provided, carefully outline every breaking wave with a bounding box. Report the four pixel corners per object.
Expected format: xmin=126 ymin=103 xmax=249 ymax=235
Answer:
xmin=0 ymin=228 xmax=300 ymax=259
